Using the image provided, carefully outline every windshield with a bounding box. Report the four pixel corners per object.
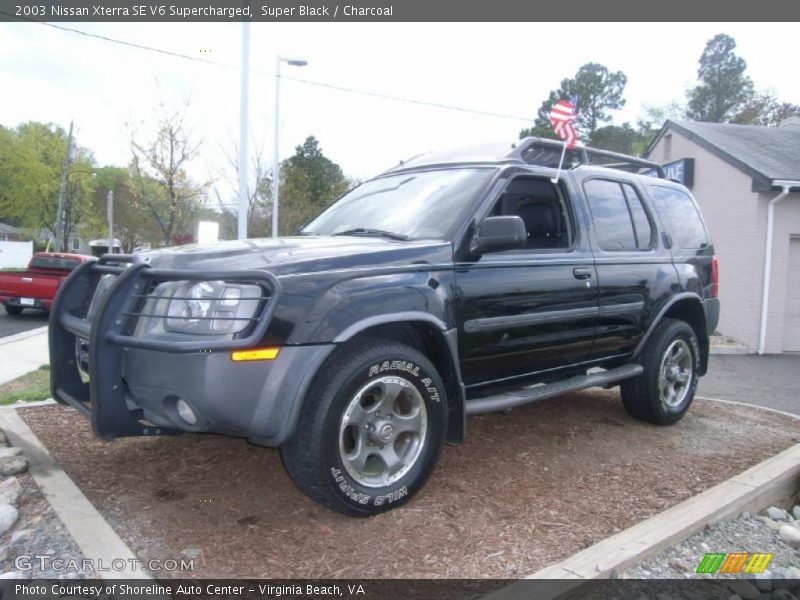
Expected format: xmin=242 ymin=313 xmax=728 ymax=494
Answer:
xmin=301 ymin=168 xmax=494 ymax=240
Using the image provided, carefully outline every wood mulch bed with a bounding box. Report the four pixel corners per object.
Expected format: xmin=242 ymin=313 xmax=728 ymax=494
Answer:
xmin=19 ymin=391 xmax=800 ymax=579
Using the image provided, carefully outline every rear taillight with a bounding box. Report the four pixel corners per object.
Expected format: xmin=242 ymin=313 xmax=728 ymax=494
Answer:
xmin=710 ymin=256 xmax=719 ymax=298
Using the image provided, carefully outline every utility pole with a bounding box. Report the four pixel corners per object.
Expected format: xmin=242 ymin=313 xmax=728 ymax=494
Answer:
xmin=272 ymin=56 xmax=308 ymax=238
xmin=107 ymin=189 xmax=114 ymax=255
xmin=237 ymin=21 xmax=250 ymax=240
xmin=271 ymin=56 xmax=281 ymax=239
xmin=54 ymin=121 xmax=74 ymax=252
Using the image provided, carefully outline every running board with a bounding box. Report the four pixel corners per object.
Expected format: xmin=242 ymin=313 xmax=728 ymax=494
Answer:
xmin=464 ymin=363 xmax=643 ymax=415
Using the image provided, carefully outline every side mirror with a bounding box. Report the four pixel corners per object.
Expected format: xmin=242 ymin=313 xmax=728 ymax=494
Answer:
xmin=475 ymin=216 xmax=526 ymax=252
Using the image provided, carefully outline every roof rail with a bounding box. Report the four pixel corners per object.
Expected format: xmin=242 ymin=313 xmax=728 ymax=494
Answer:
xmin=511 ymin=137 xmax=666 ymax=178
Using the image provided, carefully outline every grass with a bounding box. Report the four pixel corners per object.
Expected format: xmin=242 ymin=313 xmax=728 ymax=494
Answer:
xmin=0 ymin=364 xmax=51 ymax=405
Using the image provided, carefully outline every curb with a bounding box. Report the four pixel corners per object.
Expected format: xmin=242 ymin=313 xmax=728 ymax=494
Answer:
xmin=9 ymin=398 xmax=56 ymax=409
xmin=485 ymin=402 xmax=800 ymax=600
xmin=709 ymin=345 xmax=750 ymax=355
xmin=698 ymin=395 xmax=800 ymax=421
xmin=0 ymin=326 xmax=48 ymax=346
xmin=0 ymin=406 xmax=150 ymax=579
xmin=506 ymin=443 xmax=800 ymax=590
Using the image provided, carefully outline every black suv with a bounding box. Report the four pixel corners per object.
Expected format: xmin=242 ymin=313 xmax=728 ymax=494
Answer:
xmin=50 ymin=138 xmax=719 ymax=517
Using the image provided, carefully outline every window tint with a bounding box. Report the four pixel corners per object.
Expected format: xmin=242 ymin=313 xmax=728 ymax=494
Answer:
xmin=649 ymin=186 xmax=708 ymax=249
xmin=584 ymin=179 xmax=637 ymax=251
xmin=622 ymin=183 xmax=653 ymax=249
xmin=30 ymin=256 xmax=80 ymax=270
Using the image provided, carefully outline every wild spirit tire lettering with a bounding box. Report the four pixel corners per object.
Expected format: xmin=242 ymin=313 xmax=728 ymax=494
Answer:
xmin=330 ymin=467 xmax=371 ymax=505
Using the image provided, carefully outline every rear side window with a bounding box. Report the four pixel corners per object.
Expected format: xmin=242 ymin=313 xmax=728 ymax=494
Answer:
xmin=649 ymin=186 xmax=708 ymax=249
xmin=584 ymin=179 xmax=652 ymax=251
xmin=29 ymin=257 xmax=80 ymax=270
xmin=622 ymin=184 xmax=653 ymax=249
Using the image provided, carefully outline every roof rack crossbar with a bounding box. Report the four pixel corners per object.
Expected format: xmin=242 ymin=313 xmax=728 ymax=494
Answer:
xmin=512 ymin=137 xmax=666 ymax=178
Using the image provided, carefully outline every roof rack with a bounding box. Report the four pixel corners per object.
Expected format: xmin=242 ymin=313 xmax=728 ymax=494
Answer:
xmin=511 ymin=137 xmax=666 ymax=178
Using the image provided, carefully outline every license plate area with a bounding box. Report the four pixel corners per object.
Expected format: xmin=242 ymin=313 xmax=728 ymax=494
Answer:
xmin=20 ymin=298 xmax=35 ymax=306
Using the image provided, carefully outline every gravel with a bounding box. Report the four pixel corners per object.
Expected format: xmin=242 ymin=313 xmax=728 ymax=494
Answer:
xmin=0 ymin=424 xmax=94 ymax=579
xmin=625 ymin=501 xmax=800 ymax=591
xmin=768 ymin=507 xmax=793 ymax=521
xmin=0 ymin=456 xmax=28 ymax=477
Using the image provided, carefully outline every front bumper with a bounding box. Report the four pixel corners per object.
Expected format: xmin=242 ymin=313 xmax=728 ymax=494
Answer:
xmin=49 ymin=255 xmax=332 ymax=446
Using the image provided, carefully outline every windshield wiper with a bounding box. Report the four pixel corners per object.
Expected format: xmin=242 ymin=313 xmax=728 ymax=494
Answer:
xmin=332 ymin=228 xmax=410 ymax=241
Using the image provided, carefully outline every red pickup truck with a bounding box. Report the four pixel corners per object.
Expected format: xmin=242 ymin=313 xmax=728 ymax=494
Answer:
xmin=0 ymin=252 xmax=94 ymax=316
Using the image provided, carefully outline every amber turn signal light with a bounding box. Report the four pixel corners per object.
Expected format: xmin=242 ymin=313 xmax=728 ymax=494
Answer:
xmin=230 ymin=347 xmax=281 ymax=362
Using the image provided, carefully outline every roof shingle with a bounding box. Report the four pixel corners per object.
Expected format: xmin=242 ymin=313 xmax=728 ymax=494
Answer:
xmin=647 ymin=119 xmax=800 ymax=189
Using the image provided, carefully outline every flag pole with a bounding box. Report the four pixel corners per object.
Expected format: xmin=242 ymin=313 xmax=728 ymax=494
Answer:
xmin=551 ymin=140 xmax=568 ymax=184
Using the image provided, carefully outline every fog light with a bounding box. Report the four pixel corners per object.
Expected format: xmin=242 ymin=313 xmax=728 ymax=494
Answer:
xmin=176 ymin=398 xmax=197 ymax=425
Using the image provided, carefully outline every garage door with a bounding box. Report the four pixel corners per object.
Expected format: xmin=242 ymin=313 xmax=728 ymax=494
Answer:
xmin=784 ymin=236 xmax=800 ymax=352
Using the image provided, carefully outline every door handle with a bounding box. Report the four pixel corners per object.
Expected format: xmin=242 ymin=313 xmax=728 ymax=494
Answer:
xmin=572 ymin=268 xmax=593 ymax=280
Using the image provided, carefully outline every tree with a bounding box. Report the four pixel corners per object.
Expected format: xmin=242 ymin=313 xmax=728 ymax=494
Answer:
xmin=216 ymin=142 xmax=273 ymax=239
xmin=278 ymin=136 xmax=350 ymax=235
xmin=520 ymin=63 xmax=627 ymax=141
xmin=0 ymin=122 xmax=97 ymax=248
xmin=632 ymin=102 xmax=688 ymax=154
xmin=686 ymin=34 xmax=754 ymax=123
xmin=91 ymin=166 xmax=162 ymax=253
xmin=589 ymin=123 xmax=641 ymax=155
xmin=130 ymin=105 xmax=208 ymax=246
xmin=731 ymin=90 xmax=800 ymax=126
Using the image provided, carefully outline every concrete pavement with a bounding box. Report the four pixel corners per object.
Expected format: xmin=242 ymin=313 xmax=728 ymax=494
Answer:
xmin=0 ymin=329 xmax=49 ymax=385
xmin=699 ymin=354 xmax=800 ymax=416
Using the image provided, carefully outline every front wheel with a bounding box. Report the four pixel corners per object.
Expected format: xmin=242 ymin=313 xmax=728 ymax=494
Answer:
xmin=280 ymin=339 xmax=447 ymax=517
xmin=621 ymin=318 xmax=699 ymax=425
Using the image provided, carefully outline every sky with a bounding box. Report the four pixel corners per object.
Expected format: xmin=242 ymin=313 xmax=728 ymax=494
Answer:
xmin=1 ymin=21 xmax=799 ymax=211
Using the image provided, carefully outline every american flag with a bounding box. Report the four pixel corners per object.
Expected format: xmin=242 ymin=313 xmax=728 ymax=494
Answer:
xmin=549 ymin=96 xmax=578 ymax=149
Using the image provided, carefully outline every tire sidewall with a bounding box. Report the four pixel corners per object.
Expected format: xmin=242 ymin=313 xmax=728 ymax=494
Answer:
xmin=654 ymin=322 xmax=699 ymax=421
xmin=4 ymin=305 xmax=23 ymax=316
xmin=319 ymin=349 xmax=446 ymax=514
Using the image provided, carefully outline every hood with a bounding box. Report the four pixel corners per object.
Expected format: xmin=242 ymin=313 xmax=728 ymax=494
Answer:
xmin=136 ymin=236 xmax=453 ymax=276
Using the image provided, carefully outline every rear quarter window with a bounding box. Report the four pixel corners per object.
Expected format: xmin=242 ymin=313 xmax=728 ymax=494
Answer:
xmin=29 ymin=257 xmax=81 ymax=270
xmin=648 ymin=185 xmax=708 ymax=249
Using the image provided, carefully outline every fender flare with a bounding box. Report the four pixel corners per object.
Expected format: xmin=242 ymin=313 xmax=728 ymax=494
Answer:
xmin=633 ymin=292 xmax=709 ymax=373
xmin=333 ymin=311 xmax=449 ymax=342
xmin=333 ymin=312 xmax=466 ymax=445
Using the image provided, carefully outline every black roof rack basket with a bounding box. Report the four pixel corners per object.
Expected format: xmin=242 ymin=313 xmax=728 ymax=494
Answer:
xmin=511 ymin=137 xmax=666 ymax=178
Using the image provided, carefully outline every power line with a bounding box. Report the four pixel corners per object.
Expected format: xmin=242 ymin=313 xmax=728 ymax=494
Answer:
xmin=8 ymin=16 xmax=534 ymax=123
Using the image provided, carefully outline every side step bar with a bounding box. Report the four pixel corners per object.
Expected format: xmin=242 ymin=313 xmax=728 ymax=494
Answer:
xmin=465 ymin=363 xmax=643 ymax=415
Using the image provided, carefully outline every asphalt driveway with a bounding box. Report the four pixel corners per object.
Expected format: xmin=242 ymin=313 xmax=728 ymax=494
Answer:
xmin=699 ymin=354 xmax=800 ymax=415
xmin=0 ymin=309 xmax=48 ymax=339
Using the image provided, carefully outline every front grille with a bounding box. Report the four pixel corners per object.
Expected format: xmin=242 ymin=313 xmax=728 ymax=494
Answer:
xmin=75 ymin=338 xmax=90 ymax=376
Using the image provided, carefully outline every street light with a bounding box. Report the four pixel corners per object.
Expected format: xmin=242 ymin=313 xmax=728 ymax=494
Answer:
xmin=272 ymin=55 xmax=308 ymax=238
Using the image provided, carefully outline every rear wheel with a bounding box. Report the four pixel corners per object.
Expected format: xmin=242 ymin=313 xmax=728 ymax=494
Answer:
xmin=280 ymin=339 xmax=447 ymax=517
xmin=4 ymin=305 xmax=23 ymax=316
xmin=621 ymin=318 xmax=699 ymax=425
